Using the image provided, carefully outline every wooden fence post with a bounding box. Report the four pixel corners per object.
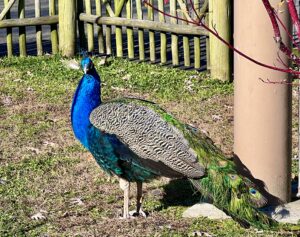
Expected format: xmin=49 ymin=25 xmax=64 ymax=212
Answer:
xmin=208 ymin=0 xmax=232 ymax=81
xmin=59 ymin=0 xmax=76 ymax=57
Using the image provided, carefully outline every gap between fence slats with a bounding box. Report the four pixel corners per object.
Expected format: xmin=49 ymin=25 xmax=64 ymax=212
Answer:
xmin=35 ymin=0 xmax=43 ymax=55
xmin=4 ymin=0 xmax=13 ymax=56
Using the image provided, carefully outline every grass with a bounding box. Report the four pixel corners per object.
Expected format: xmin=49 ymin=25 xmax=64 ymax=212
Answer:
xmin=0 ymin=55 xmax=299 ymax=236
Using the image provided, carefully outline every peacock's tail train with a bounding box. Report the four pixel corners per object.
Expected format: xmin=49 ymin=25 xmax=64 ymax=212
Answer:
xmin=160 ymin=109 xmax=276 ymax=229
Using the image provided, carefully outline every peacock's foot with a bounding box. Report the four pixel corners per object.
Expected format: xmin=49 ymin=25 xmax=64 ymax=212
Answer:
xmin=129 ymin=210 xmax=148 ymax=218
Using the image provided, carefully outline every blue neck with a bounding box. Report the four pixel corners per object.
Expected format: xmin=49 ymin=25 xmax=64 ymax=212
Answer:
xmin=71 ymin=70 xmax=101 ymax=148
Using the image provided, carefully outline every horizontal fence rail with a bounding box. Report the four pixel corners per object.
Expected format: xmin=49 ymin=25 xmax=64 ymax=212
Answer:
xmin=0 ymin=15 xmax=58 ymax=28
xmin=79 ymin=14 xmax=209 ymax=36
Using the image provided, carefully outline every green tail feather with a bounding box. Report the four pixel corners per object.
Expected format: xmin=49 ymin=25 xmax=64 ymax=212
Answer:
xmin=189 ymin=177 xmax=276 ymax=229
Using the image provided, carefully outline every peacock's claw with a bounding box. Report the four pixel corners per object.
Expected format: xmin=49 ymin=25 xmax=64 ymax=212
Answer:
xmin=31 ymin=210 xmax=47 ymax=220
xmin=129 ymin=210 xmax=147 ymax=218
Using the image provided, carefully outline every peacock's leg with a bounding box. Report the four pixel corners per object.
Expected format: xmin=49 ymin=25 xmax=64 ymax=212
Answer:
xmin=129 ymin=182 xmax=147 ymax=217
xmin=136 ymin=181 xmax=144 ymax=214
xmin=119 ymin=178 xmax=130 ymax=218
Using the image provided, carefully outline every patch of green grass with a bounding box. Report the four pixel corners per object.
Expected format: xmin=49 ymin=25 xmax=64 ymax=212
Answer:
xmin=0 ymin=56 xmax=233 ymax=104
xmin=96 ymin=57 xmax=233 ymax=101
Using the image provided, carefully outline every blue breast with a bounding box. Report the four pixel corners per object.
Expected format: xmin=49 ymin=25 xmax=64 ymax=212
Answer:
xmin=71 ymin=73 xmax=101 ymax=148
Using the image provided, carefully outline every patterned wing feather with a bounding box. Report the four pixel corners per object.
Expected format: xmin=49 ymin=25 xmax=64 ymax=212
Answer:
xmin=90 ymin=100 xmax=205 ymax=178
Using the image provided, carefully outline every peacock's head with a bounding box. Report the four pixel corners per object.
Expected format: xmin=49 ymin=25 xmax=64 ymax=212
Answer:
xmin=81 ymin=57 xmax=95 ymax=74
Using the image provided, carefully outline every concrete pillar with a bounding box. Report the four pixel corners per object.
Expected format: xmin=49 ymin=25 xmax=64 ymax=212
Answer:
xmin=234 ymin=0 xmax=291 ymax=203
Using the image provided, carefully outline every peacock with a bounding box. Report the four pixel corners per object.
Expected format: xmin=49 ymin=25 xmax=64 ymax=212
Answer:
xmin=71 ymin=56 xmax=275 ymax=228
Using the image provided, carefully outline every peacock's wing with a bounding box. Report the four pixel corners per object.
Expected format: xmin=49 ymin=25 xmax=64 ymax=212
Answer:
xmin=89 ymin=98 xmax=205 ymax=178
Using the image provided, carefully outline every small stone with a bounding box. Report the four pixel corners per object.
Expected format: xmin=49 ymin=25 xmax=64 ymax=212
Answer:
xmin=182 ymin=202 xmax=231 ymax=220
xmin=263 ymin=199 xmax=300 ymax=224
xmin=0 ymin=178 xmax=7 ymax=185
xmin=1 ymin=96 xmax=12 ymax=106
xmin=212 ymin=115 xmax=222 ymax=121
xmin=151 ymin=189 xmax=164 ymax=197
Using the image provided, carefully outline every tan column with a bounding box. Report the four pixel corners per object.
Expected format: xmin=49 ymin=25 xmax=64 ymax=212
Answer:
xmin=234 ymin=0 xmax=291 ymax=203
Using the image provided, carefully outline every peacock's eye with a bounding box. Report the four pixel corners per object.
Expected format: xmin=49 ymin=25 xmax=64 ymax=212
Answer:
xmin=249 ymin=188 xmax=257 ymax=195
xmin=229 ymin=174 xmax=237 ymax=180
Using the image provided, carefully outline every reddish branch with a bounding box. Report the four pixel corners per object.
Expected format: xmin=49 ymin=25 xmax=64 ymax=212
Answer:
xmin=261 ymin=0 xmax=300 ymax=67
xmin=287 ymin=0 xmax=300 ymax=39
xmin=144 ymin=0 xmax=300 ymax=75
xmin=274 ymin=12 xmax=300 ymax=50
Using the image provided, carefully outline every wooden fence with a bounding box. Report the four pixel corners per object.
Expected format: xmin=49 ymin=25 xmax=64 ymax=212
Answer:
xmin=0 ymin=0 xmax=231 ymax=80
xmin=78 ymin=0 xmax=208 ymax=69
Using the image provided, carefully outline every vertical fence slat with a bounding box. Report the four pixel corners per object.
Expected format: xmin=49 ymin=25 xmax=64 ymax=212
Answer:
xmin=158 ymin=0 xmax=166 ymax=64
xmin=205 ymin=12 xmax=210 ymax=70
xmin=49 ymin=0 xmax=58 ymax=54
xmin=115 ymin=0 xmax=123 ymax=57
xmin=136 ymin=0 xmax=145 ymax=60
xmin=105 ymin=6 xmax=112 ymax=55
xmin=126 ymin=0 xmax=134 ymax=59
xmin=182 ymin=14 xmax=190 ymax=67
xmin=18 ymin=0 xmax=27 ymax=57
xmin=4 ymin=0 xmax=13 ymax=57
xmin=96 ymin=0 xmax=105 ymax=54
xmin=170 ymin=0 xmax=178 ymax=66
xmin=85 ymin=0 xmax=94 ymax=52
xmin=194 ymin=0 xmax=201 ymax=69
xmin=148 ymin=0 xmax=155 ymax=62
xmin=35 ymin=0 xmax=43 ymax=55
